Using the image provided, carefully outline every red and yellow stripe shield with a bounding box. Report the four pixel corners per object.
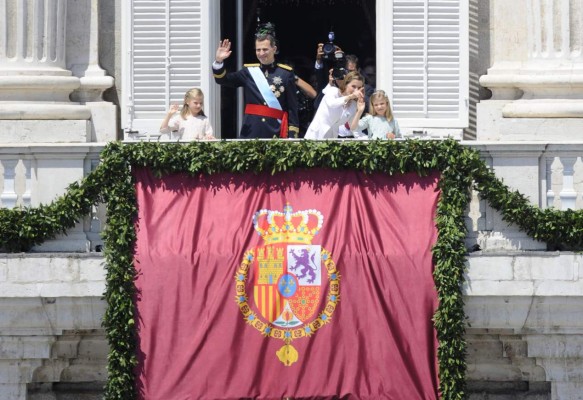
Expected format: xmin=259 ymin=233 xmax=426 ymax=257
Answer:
xmin=253 ymin=244 xmax=286 ymax=322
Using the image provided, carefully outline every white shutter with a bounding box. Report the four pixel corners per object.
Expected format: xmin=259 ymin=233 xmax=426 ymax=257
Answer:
xmin=168 ymin=1 xmax=202 ymax=106
xmin=389 ymin=0 xmax=468 ymax=130
xmin=123 ymin=0 xmax=202 ymax=136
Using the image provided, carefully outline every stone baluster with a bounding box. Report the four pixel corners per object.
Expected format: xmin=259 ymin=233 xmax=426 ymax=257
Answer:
xmin=546 ymin=156 xmax=556 ymax=208
xmin=86 ymin=158 xmax=104 ymax=251
xmin=1 ymin=159 xmax=18 ymax=208
xmin=21 ymin=159 xmax=31 ymax=207
xmin=0 ymin=0 xmax=91 ymax=143
xmin=559 ymin=157 xmax=577 ymax=210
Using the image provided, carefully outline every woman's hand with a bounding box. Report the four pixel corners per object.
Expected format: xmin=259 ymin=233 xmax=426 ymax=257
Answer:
xmin=386 ymin=132 xmax=396 ymax=139
xmin=348 ymin=87 xmax=365 ymax=102
xmin=215 ymin=39 xmax=232 ymax=63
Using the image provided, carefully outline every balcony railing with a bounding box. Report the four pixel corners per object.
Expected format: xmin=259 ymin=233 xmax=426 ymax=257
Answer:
xmin=1 ymin=141 xmax=582 ymax=252
xmin=0 ymin=144 xmax=104 ymax=252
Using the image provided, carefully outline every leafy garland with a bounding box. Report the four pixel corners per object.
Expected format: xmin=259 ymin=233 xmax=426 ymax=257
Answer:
xmin=1 ymin=139 xmax=582 ymax=399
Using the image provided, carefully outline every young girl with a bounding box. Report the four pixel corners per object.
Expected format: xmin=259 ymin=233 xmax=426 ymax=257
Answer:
xmin=304 ymin=71 xmax=365 ymax=139
xmin=350 ymin=89 xmax=401 ymax=140
xmin=160 ymin=88 xmax=214 ymax=141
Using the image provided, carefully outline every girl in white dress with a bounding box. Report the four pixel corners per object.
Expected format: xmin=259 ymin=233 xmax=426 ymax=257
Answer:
xmin=350 ymin=89 xmax=401 ymax=140
xmin=304 ymin=71 xmax=365 ymax=139
xmin=160 ymin=88 xmax=215 ymax=141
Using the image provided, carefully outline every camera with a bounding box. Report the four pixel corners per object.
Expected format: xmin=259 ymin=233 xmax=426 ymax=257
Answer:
xmin=332 ymin=51 xmax=347 ymax=80
xmin=322 ymin=32 xmax=336 ymax=60
xmin=321 ymin=32 xmax=347 ymax=80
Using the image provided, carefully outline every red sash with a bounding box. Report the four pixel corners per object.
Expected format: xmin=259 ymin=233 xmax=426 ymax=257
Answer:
xmin=244 ymin=104 xmax=289 ymax=138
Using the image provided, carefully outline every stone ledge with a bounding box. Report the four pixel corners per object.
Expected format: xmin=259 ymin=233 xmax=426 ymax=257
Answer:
xmin=0 ymin=120 xmax=90 ymax=143
xmin=0 ymin=298 xmax=105 ymax=335
xmin=0 ymin=255 xmax=105 ymax=297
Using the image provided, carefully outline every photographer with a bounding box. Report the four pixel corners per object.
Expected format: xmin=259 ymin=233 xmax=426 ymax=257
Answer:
xmin=304 ymin=70 xmax=365 ymax=140
xmin=313 ymin=36 xmax=345 ymax=111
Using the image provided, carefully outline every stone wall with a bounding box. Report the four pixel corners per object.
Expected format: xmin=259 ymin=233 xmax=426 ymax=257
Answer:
xmin=2 ymin=253 xmax=583 ymax=399
xmin=0 ymin=254 xmax=105 ymax=399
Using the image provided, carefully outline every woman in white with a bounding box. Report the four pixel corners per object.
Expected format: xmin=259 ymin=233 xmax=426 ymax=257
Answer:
xmin=304 ymin=71 xmax=365 ymax=139
xmin=160 ymin=88 xmax=214 ymax=141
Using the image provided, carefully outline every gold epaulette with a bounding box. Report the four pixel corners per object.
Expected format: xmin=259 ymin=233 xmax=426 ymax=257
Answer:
xmin=244 ymin=63 xmax=260 ymax=67
xmin=277 ymin=63 xmax=293 ymax=71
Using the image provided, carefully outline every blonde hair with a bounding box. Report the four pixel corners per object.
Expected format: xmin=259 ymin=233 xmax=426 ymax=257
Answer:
xmin=338 ymin=71 xmax=364 ymax=93
xmin=369 ymin=90 xmax=394 ymax=121
xmin=180 ymin=88 xmax=205 ymax=119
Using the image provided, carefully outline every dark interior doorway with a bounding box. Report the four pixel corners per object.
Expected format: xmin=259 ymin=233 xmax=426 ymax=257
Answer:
xmin=219 ymin=0 xmax=376 ymax=139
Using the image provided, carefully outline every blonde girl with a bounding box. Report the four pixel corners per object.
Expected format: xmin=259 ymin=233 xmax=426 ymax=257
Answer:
xmin=160 ymin=88 xmax=214 ymax=141
xmin=304 ymin=71 xmax=365 ymax=139
xmin=350 ymin=89 xmax=401 ymax=139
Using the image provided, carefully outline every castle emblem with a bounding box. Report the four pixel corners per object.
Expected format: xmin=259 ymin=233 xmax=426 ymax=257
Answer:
xmin=235 ymin=204 xmax=340 ymax=366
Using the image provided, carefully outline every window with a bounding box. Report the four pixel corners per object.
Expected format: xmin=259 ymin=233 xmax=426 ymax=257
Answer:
xmin=122 ymin=0 xmax=217 ymax=137
xmin=379 ymin=0 xmax=468 ymax=134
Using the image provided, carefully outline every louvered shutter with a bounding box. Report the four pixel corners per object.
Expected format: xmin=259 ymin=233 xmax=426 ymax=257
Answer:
xmin=124 ymin=0 xmax=203 ymax=136
xmin=389 ymin=0 xmax=468 ymax=131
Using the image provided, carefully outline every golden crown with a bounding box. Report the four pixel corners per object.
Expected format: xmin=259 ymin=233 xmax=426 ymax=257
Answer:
xmin=253 ymin=204 xmax=324 ymax=245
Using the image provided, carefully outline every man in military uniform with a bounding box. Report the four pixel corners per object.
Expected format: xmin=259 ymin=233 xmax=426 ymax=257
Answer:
xmin=212 ymin=25 xmax=299 ymax=139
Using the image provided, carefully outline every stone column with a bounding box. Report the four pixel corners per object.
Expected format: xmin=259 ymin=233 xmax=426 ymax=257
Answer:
xmin=68 ymin=0 xmax=116 ymax=142
xmin=478 ymin=0 xmax=583 ymax=140
xmin=0 ymin=0 xmax=91 ymax=143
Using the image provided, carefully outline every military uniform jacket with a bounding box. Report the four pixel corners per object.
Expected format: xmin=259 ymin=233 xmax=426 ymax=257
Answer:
xmin=213 ymin=62 xmax=299 ymax=139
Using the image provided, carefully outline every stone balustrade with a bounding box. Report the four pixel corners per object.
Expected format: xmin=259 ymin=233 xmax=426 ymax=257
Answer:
xmin=0 ymin=144 xmax=104 ymax=252
xmin=2 ymin=141 xmax=583 ymax=252
xmin=466 ymin=142 xmax=583 ymax=251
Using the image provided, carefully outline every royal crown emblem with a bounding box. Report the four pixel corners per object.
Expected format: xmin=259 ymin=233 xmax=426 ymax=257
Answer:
xmin=235 ymin=204 xmax=340 ymax=366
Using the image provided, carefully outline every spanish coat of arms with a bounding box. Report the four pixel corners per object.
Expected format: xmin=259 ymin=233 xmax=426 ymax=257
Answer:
xmin=235 ymin=204 xmax=340 ymax=366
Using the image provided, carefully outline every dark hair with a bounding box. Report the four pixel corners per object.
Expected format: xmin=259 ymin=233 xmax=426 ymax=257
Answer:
xmin=345 ymin=54 xmax=359 ymax=69
xmin=255 ymin=22 xmax=277 ymax=48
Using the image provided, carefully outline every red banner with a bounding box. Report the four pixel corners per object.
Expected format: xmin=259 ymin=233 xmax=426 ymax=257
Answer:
xmin=133 ymin=167 xmax=441 ymax=399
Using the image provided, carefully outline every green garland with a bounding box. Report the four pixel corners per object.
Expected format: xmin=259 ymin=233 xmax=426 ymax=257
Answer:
xmin=2 ymin=139 xmax=583 ymax=399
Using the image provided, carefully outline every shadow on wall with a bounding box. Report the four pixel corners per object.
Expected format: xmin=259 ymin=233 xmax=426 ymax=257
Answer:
xmin=467 ymin=0 xmax=491 ymax=140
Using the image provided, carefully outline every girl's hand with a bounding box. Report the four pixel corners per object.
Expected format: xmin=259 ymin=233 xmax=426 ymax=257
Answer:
xmin=386 ymin=132 xmax=396 ymax=139
xmin=356 ymin=97 xmax=366 ymax=112
xmin=216 ymin=39 xmax=232 ymax=63
xmin=168 ymin=104 xmax=180 ymax=114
